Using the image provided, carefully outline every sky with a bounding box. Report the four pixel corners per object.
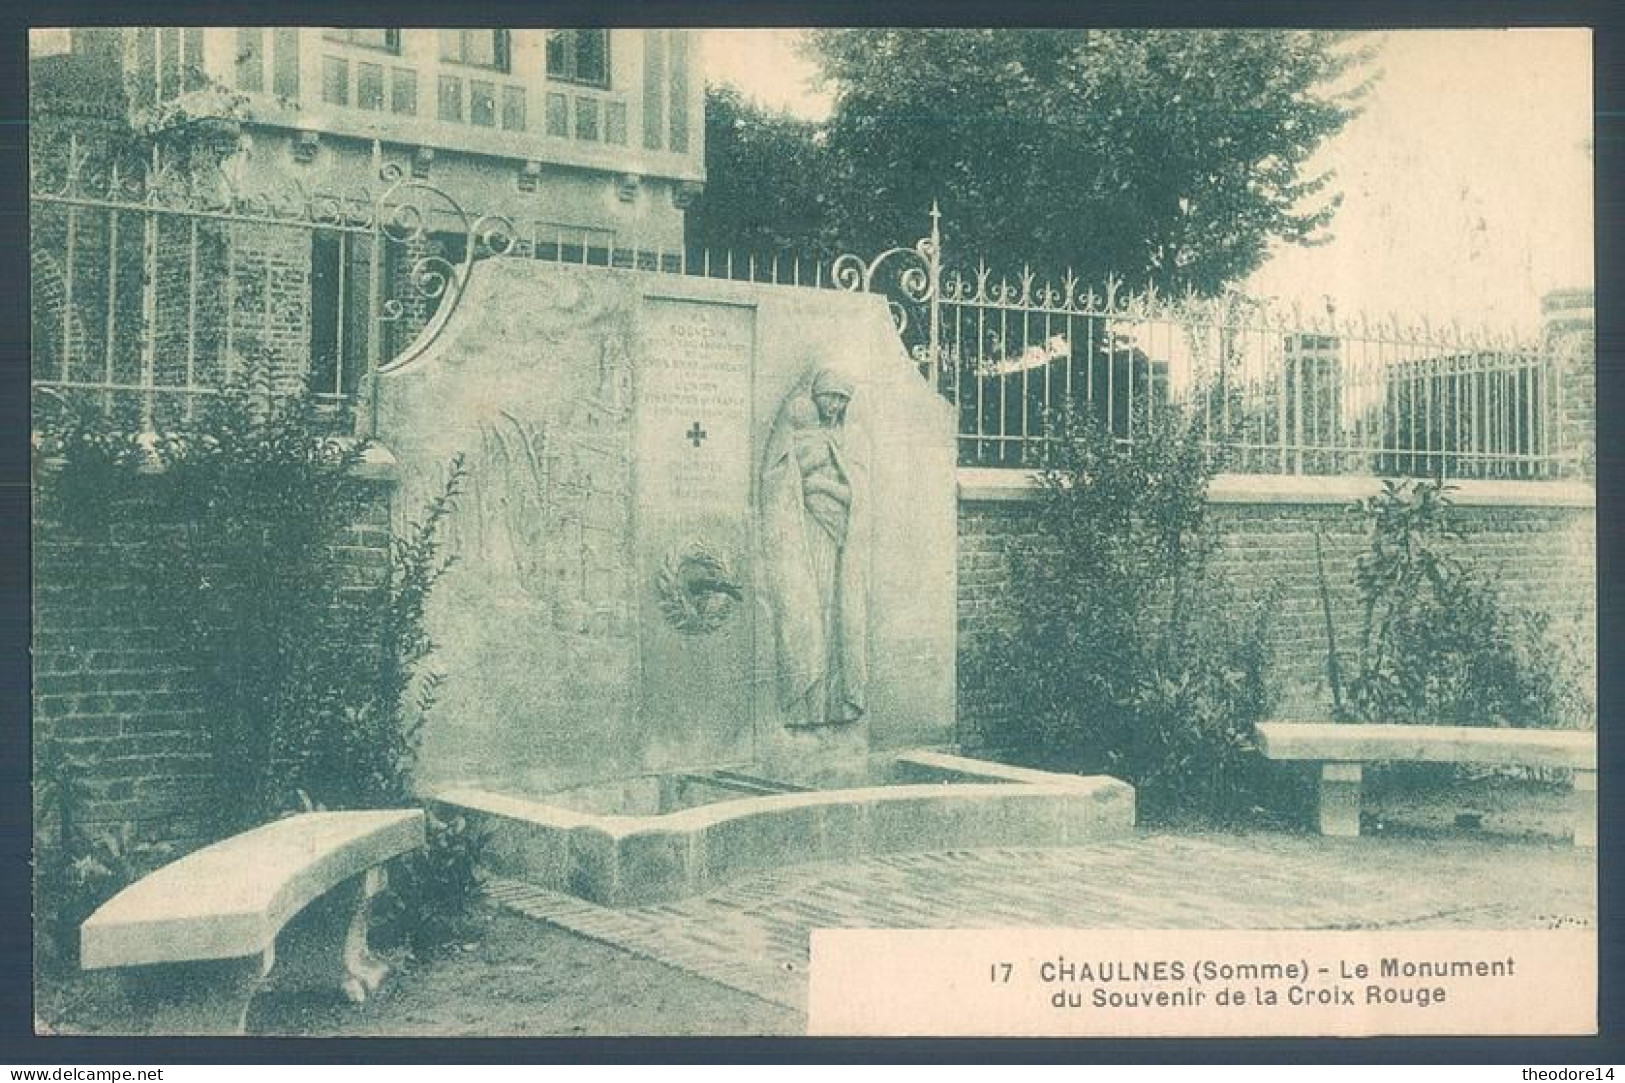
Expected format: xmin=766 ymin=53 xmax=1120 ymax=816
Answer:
xmin=701 ymin=28 xmax=1594 ymax=336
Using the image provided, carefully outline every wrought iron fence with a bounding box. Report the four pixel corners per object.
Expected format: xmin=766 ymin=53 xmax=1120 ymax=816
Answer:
xmin=930 ymin=270 xmax=1568 ymax=479
xmin=675 ymin=213 xmax=1575 ymax=480
xmin=28 ymin=130 xmax=524 ymax=433
xmin=29 ymin=134 xmax=1577 ymax=479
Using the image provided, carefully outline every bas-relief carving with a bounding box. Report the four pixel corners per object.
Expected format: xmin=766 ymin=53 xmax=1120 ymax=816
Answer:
xmin=509 ymin=270 xmax=628 ymax=347
xmin=633 ymin=298 xmax=757 ymax=762
xmin=637 ymin=300 xmax=753 ymax=642
xmin=760 ymin=366 xmax=868 ymax=728
xmin=383 ymin=261 xmax=959 ymax=798
xmin=456 ymin=330 xmax=636 ymax=640
xmin=654 ymin=541 xmax=743 ymax=635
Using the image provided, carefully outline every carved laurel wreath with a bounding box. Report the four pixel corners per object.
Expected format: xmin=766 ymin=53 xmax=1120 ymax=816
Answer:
xmin=655 ymin=542 xmax=741 ymax=635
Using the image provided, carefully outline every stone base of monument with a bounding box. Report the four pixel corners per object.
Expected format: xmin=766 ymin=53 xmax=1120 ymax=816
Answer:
xmin=433 ymin=751 xmax=1135 ymax=907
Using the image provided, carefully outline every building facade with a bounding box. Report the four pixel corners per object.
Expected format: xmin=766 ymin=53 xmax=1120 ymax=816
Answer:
xmin=30 ymin=27 xmax=707 ymax=419
xmin=128 ymin=28 xmax=705 ymax=250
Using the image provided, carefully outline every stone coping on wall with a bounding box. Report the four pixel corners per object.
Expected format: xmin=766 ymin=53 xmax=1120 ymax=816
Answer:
xmin=957 ymin=467 xmax=1595 ymax=509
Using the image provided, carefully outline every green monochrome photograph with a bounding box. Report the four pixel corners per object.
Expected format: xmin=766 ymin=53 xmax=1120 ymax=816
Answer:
xmin=27 ymin=24 xmax=1597 ymax=1040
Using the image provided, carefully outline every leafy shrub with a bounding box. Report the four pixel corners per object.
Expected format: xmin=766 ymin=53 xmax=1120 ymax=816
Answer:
xmin=37 ymin=378 xmax=462 ymax=823
xmin=373 ymin=811 xmax=490 ymax=957
xmin=969 ymin=405 xmax=1279 ymax=822
xmin=33 ymin=742 xmax=175 ymax=971
xmin=34 ymin=375 xmax=475 ymax=955
xmin=1345 ymin=480 xmax=1588 ymax=729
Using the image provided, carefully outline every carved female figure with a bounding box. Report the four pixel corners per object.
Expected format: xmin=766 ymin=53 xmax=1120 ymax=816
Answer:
xmin=760 ymin=366 xmax=867 ymax=726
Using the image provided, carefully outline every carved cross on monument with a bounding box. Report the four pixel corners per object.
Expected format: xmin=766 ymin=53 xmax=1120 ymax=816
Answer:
xmin=685 ymin=421 xmax=708 ymax=448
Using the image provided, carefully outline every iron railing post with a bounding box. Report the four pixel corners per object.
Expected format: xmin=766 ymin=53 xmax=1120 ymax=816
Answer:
xmin=358 ymin=155 xmax=385 ymax=439
xmin=927 ymin=201 xmax=942 ymax=389
xmin=1291 ymin=348 xmax=1304 ymax=475
xmin=1278 ymin=337 xmax=1290 ymax=474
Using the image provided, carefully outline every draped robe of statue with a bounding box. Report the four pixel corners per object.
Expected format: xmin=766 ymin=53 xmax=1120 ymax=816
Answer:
xmin=760 ymin=368 xmax=868 ymax=726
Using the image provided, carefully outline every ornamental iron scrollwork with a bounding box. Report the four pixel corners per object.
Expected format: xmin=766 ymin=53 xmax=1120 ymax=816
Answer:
xmin=829 ymin=202 xmax=941 ymax=339
xmin=374 ymin=162 xmax=519 ymax=348
xmin=827 ymin=203 xmax=943 ymax=381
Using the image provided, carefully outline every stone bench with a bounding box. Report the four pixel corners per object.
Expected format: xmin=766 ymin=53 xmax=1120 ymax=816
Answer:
xmin=1254 ymin=723 xmax=1595 ymax=846
xmin=80 ymin=809 xmax=426 ymax=1034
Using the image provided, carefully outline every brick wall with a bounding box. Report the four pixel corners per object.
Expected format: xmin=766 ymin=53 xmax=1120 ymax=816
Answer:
xmin=227 ymin=222 xmax=313 ymax=395
xmin=151 ymin=215 xmax=230 ymax=426
xmin=1556 ymin=331 xmax=1597 ymax=479
xmin=958 ymin=471 xmax=1597 ymax=744
xmin=28 ymin=203 xmax=147 ymax=398
xmin=35 ymin=459 xmax=1596 ymax=849
xmin=35 ymin=496 xmax=217 ymax=856
xmin=29 ymin=248 xmax=90 ymax=383
xmin=387 ymin=232 xmax=444 ymax=356
xmin=31 ymin=204 xmax=315 ymax=418
xmin=31 ymin=467 xmax=397 ymax=856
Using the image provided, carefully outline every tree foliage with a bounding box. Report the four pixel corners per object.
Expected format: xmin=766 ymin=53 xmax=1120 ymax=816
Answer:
xmin=694 ymin=30 xmax=1372 ymax=296
xmin=686 ymin=85 xmax=838 ymax=260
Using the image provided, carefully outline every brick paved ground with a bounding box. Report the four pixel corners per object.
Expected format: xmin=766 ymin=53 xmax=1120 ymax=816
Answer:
xmin=488 ymin=830 xmax=1595 ymax=1012
xmin=41 ymin=824 xmax=1593 ymax=1036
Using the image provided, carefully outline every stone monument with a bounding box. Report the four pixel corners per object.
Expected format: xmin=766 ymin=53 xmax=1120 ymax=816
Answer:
xmin=373 ymin=259 xmax=957 ymax=796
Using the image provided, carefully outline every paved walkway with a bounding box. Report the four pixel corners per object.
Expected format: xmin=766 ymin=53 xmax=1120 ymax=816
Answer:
xmin=488 ymin=831 xmax=1595 ymax=1012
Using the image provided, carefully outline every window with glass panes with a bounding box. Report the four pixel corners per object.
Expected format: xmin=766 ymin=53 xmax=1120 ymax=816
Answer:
xmin=546 ymin=30 xmax=609 ymax=88
xmin=323 ymin=29 xmax=400 ymax=53
xmin=439 ymin=30 xmax=510 ymax=71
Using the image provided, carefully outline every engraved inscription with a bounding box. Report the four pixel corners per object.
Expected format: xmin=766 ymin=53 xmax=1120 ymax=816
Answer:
xmin=635 ymin=298 xmax=757 ymax=751
xmin=642 ymin=303 xmax=752 ymax=516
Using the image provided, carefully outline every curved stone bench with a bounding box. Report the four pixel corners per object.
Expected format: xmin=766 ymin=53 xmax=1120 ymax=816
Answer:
xmin=1255 ymin=722 xmax=1595 ymax=846
xmin=81 ymin=809 xmax=426 ymax=1034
